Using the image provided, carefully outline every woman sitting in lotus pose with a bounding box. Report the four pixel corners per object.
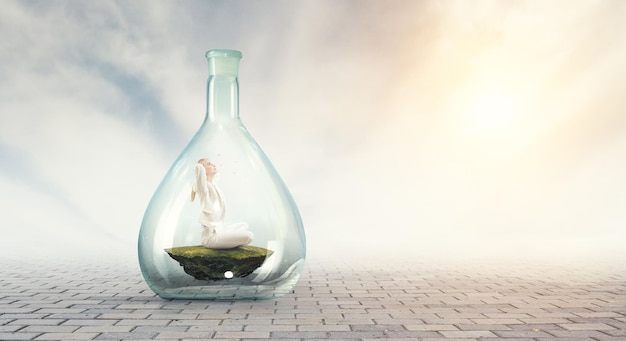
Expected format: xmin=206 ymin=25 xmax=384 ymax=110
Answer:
xmin=191 ymin=159 xmax=253 ymax=249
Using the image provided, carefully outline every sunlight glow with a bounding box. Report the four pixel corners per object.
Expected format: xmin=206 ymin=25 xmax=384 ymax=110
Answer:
xmin=468 ymin=89 xmax=518 ymax=133
xmin=451 ymin=83 xmax=527 ymax=157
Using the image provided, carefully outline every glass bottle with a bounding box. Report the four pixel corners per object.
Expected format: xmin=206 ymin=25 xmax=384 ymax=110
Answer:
xmin=138 ymin=49 xmax=306 ymax=300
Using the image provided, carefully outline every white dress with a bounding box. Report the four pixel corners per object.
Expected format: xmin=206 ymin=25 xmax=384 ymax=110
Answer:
xmin=194 ymin=164 xmax=253 ymax=249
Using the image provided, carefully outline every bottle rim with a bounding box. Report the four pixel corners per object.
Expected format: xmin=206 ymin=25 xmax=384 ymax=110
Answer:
xmin=206 ymin=49 xmax=242 ymax=60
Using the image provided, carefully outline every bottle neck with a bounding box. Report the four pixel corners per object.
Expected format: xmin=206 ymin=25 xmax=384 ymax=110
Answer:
xmin=206 ymin=75 xmax=239 ymax=122
xmin=204 ymin=50 xmax=243 ymax=123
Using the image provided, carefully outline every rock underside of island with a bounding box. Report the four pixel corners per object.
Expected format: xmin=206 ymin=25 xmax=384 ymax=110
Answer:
xmin=165 ymin=245 xmax=273 ymax=281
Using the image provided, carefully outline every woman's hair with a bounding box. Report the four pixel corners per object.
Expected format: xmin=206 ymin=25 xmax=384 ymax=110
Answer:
xmin=191 ymin=158 xmax=208 ymax=202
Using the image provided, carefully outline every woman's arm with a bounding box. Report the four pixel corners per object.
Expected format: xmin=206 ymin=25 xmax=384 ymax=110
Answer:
xmin=194 ymin=163 xmax=208 ymax=198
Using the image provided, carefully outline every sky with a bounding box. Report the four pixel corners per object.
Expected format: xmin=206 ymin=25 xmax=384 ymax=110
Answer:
xmin=1 ymin=0 xmax=625 ymax=264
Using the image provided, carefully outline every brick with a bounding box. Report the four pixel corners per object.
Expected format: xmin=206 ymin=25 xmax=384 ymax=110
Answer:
xmin=155 ymin=331 xmax=214 ymax=339
xmin=0 ymin=325 xmax=24 ymax=332
xmin=188 ymin=324 xmax=242 ymax=332
xmin=439 ymin=330 xmax=498 ymax=338
xmin=35 ymin=332 xmax=100 ymax=340
xmin=471 ymin=318 xmax=524 ymax=324
xmin=457 ymin=323 xmax=514 ymax=331
xmin=351 ymin=324 xmax=408 ymax=332
xmin=97 ymin=313 xmax=150 ymax=319
xmin=61 ymin=320 xmax=116 ymax=326
xmin=297 ymin=324 xmax=351 ymax=332
xmin=272 ymin=318 xmax=323 ymax=325
xmin=9 ymin=319 xmax=66 ymax=326
xmin=271 ymin=330 xmax=331 ymax=338
xmin=519 ymin=317 xmax=571 ymax=324
xmin=213 ymin=331 xmax=270 ymax=338
xmin=558 ymin=323 xmax=617 ymax=330
xmin=546 ymin=330 xmax=616 ymax=338
xmin=405 ymin=324 xmax=459 ymax=331
xmin=244 ymin=324 xmax=297 ymax=332
xmin=22 ymin=325 xmax=79 ymax=333
xmin=75 ymin=325 xmax=134 ymax=333
xmin=0 ymin=333 xmax=42 ymax=340
xmin=116 ymin=319 xmax=172 ymax=326
xmin=493 ymin=329 xmax=553 ymax=338
xmin=94 ymin=332 xmax=157 ymax=339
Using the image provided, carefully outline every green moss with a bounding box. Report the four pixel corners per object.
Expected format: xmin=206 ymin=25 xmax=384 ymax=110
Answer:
xmin=165 ymin=245 xmax=273 ymax=281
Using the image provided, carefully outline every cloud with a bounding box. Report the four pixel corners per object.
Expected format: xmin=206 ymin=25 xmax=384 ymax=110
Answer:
xmin=0 ymin=1 xmax=174 ymax=253
xmin=1 ymin=1 xmax=625 ymax=263
xmin=282 ymin=0 xmax=626 ymax=261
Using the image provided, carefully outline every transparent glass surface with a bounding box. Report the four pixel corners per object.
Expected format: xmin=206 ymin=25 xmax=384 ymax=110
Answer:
xmin=138 ymin=50 xmax=306 ymax=300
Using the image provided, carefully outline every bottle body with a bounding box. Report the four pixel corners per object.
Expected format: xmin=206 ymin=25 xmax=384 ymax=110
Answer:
xmin=138 ymin=50 xmax=306 ymax=300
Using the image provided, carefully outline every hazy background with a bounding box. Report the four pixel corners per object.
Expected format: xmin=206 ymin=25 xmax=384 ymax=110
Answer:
xmin=1 ymin=0 xmax=625 ymax=264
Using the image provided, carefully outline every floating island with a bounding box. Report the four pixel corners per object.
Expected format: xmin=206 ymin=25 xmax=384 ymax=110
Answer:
xmin=165 ymin=245 xmax=273 ymax=281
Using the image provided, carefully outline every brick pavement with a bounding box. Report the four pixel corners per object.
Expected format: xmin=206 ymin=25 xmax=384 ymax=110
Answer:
xmin=1 ymin=255 xmax=625 ymax=340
